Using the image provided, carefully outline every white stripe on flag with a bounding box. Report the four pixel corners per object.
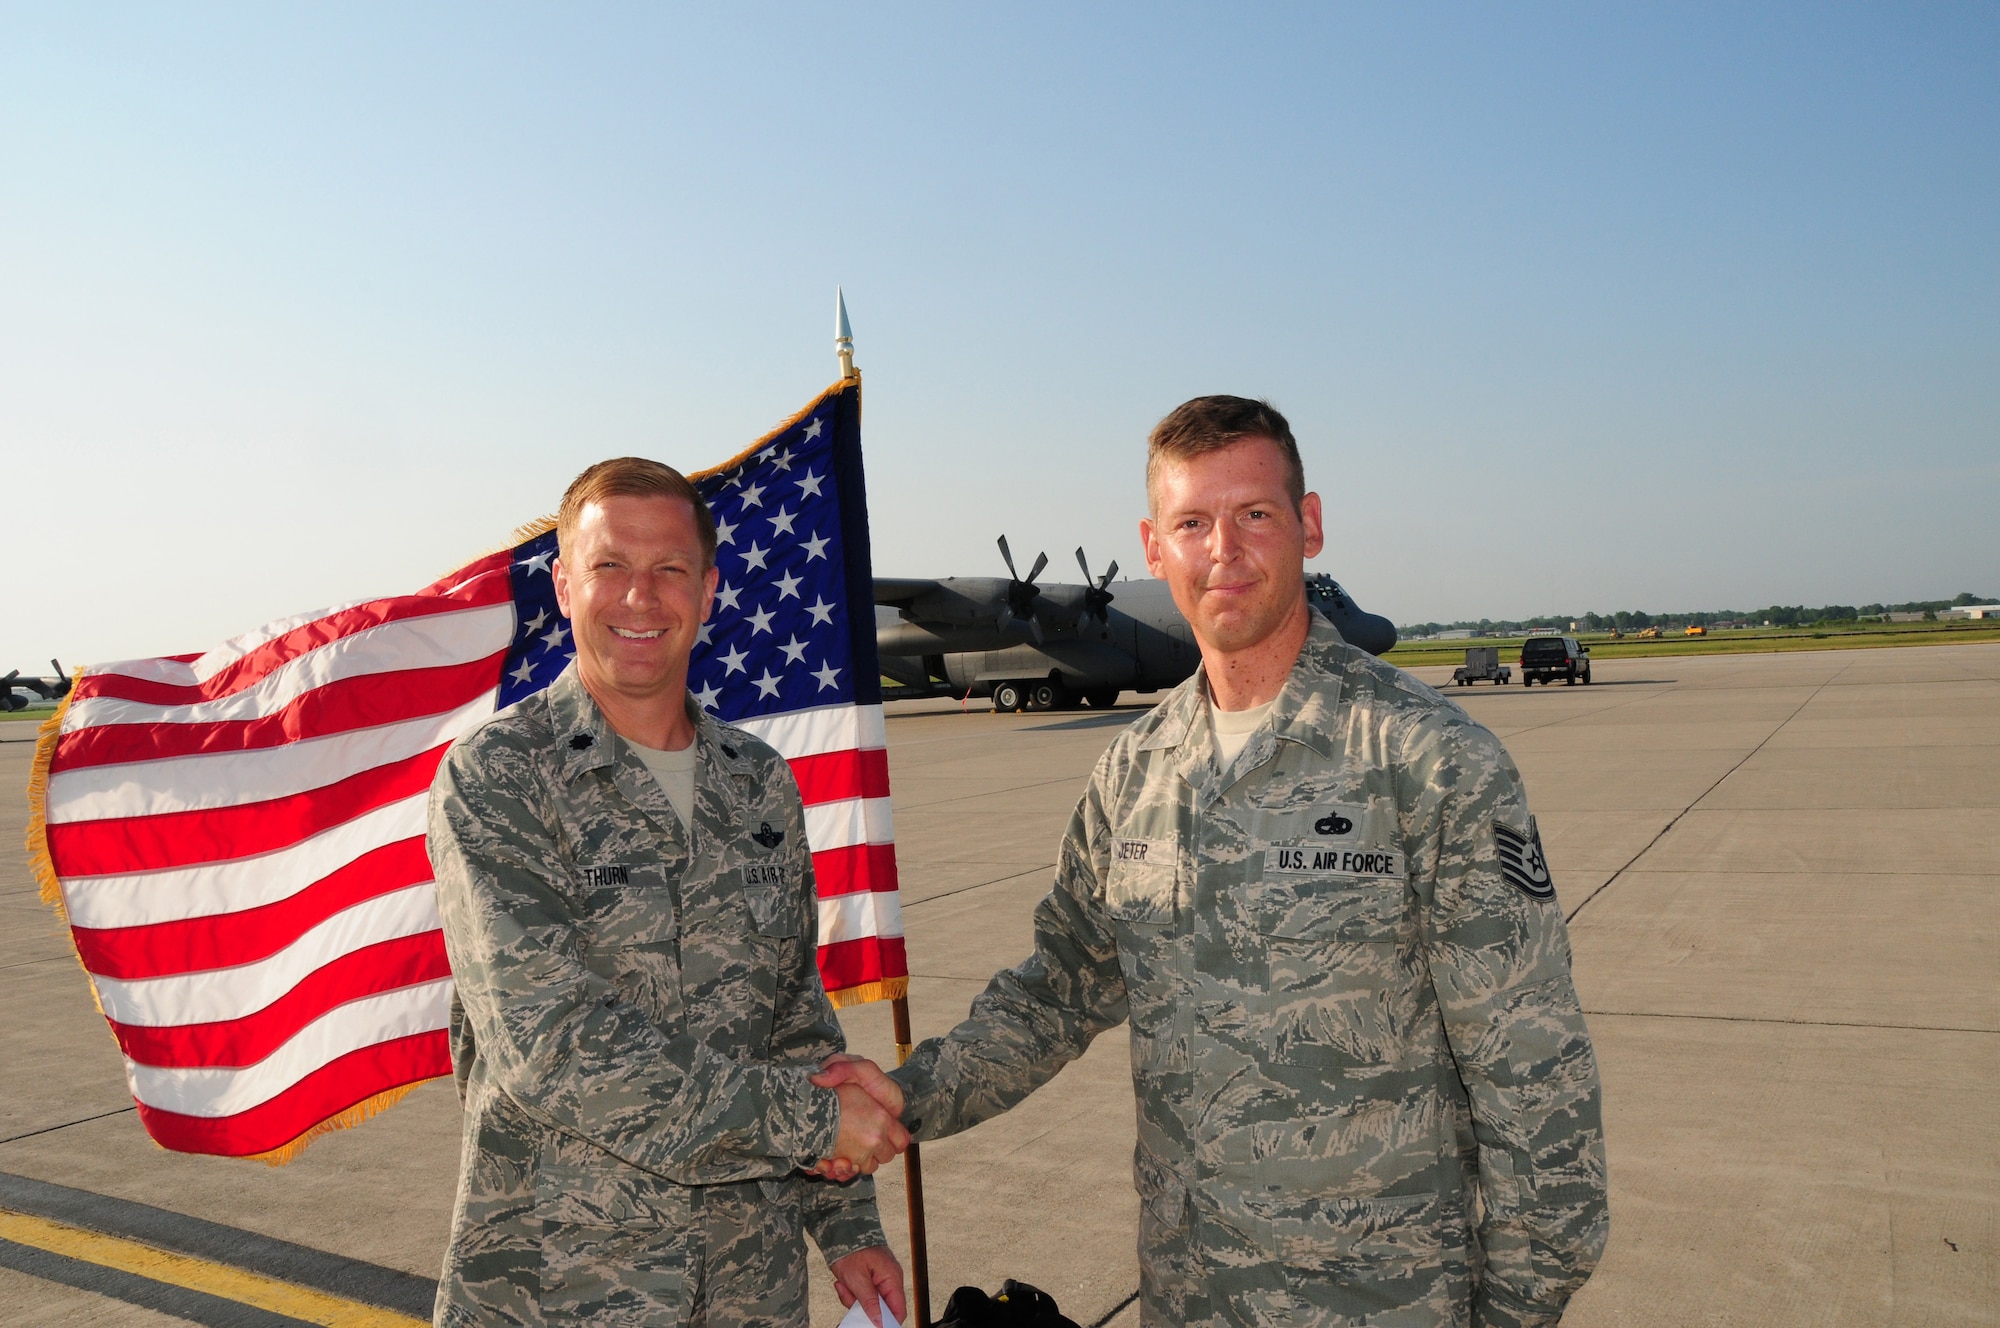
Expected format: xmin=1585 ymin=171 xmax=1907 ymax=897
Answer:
xmin=802 ymin=796 xmax=895 ymax=854
xmin=60 ymin=795 xmax=429 ymax=930
xmin=182 ymin=598 xmax=380 ymax=682
xmin=48 ymin=695 xmax=494 ymax=822
xmin=94 ymin=886 xmax=442 ymax=1027
xmin=127 ymin=978 xmax=455 ymax=1117
xmin=735 ymin=703 xmax=885 ymax=761
xmin=64 ymin=603 xmax=513 ymax=730
xmin=818 ymin=891 xmax=905 ymax=946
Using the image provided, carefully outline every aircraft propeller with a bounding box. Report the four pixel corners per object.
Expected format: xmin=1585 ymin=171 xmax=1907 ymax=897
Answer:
xmin=1074 ymin=547 xmax=1118 ymax=625
xmin=996 ymin=535 xmax=1048 ymax=641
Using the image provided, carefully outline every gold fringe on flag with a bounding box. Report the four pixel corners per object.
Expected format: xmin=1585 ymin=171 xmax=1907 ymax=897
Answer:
xmin=20 ymin=375 xmax=883 ymax=1166
xmin=245 ymin=1081 xmax=430 ymax=1167
xmin=825 ymin=976 xmax=908 ymax=1010
xmin=690 ymin=377 xmax=856 ymax=484
xmin=24 ymin=671 xmax=113 ymax=1022
xmin=23 ymin=671 xmax=79 ymax=916
xmin=440 ymin=376 xmax=855 ymax=584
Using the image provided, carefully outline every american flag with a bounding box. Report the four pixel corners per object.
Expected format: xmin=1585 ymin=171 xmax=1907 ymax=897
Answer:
xmin=26 ymin=378 xmax=907 ymax=1161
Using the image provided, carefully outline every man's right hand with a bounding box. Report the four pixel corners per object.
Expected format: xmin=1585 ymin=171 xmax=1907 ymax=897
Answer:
xmin=811 ymin=1056 xmax=909 ymax=1181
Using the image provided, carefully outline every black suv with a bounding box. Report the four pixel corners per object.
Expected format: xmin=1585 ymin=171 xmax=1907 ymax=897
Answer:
xmin=1520 ymin=635 xmax=1591 ymax=686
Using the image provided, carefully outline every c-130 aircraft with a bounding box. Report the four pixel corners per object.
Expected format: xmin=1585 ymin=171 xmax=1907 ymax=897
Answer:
xmin=2 ymin=662 xmax=70 ymax=712
xmin=874 ymin=537 xmax=1397 ymax=712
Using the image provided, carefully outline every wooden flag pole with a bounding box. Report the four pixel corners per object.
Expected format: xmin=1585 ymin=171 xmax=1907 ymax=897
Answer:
xmin=892 ymin=994 xmax=931 ymax=1328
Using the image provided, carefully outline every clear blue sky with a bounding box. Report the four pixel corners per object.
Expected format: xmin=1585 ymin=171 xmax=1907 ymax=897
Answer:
xmin=4 ymin=4 xmax=1995 ymax=666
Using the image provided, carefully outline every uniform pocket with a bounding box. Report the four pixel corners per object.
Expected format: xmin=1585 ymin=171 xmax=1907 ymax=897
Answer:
xmin=577 ymin=866 xmax=683 ymax=1027
xmin=1265 ymin=1191 xmax=1465 ymax=1322
xmin=1247 ymin=867 xmax=1406 ymax=942
xmin=578 ymin=864 xmax=680 ymax=948
xmin=1241 ymin=877 xmax=1419 ymax=1068
xmin=1105 ymin=849 xmax=1177 ymax=926
xmin=1133 ymin=1150 xmax=1194 ymax=1313
xmin=536 ymin=1160 xmax=691 ymax=1326
xmin=741 ymin=877 xmax=800 ymax=938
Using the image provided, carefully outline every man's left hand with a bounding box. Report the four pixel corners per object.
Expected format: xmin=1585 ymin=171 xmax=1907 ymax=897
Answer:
xmin=829 ymin=1244 xmax=906 ymax=1327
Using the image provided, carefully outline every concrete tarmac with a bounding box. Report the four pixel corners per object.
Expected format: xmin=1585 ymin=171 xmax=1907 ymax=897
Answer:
xmin=1 ymin=644 xmax=1993 ymax=1326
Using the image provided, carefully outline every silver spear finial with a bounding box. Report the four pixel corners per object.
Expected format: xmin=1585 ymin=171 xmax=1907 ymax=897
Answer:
xmin=835 ymin=286 xmax=856 ymax=381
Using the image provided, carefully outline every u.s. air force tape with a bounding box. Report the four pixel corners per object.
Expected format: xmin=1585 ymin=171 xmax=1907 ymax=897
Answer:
xmin=1493 ymin=819 xmax=1556 ymax=900
xmin=1264 ymin=845 xmax=1406 ymax=879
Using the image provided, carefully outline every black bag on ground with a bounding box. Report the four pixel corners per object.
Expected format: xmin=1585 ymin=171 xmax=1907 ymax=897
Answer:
xmin=934 ymin=1279 xmax=1082 ymax=1328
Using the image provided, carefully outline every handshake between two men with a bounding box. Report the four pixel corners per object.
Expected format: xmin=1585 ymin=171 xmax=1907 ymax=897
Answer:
xmin=809 ymin=1054 xmax=909 ymax=1183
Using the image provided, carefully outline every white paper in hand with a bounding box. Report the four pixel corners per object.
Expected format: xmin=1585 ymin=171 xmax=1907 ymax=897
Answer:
xmin=835 ymin=1299 xmax=901 ymax=1328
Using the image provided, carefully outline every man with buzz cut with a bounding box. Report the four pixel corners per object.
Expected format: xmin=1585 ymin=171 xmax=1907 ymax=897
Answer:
xmin=427 ymin=457 xmax=908 ymax=1327
xmin=823 ymin=396 xmax=1608 ymax=1326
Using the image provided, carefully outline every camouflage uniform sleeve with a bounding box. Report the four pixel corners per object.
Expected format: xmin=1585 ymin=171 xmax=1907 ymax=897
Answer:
xmin=428 ymin=737 xmax=840 ymax=1182
xmin=890 ymin=766 xmax=1129 ymax=1140
xmin=1408 ymin=719 xmax=1609 ymax=1328
xmin=764 ymin=786 xmax=887 ymax=1265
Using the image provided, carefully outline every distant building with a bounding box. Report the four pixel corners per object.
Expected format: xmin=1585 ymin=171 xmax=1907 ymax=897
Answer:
xmin=1887 ymin=612 xmax=1929 ymax=623
xmin=1940 ymin=604 xmax=2000 ymax=619
xmin=1439 ymin=629 xmax=1475 ymax=640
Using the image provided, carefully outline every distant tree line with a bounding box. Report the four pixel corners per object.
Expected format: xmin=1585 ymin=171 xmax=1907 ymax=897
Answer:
xmin=1399 ymin=592 xmax=1994 ymax=638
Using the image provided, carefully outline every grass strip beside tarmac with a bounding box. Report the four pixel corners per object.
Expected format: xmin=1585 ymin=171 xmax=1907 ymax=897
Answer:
xmin=1383 ymin=620 xmax=2000 ymax=669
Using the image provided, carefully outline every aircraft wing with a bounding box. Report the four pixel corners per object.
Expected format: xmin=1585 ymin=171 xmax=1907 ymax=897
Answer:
xmin=873 ymin=577 xmax=942 ymax=607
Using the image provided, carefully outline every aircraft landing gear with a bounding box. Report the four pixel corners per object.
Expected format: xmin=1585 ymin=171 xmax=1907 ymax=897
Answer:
xmin=1030 ymin=682 xmax=1061 ymax=711
xmin=991 ymin=681 xmax=1024 ymax=713
xmin=1083 ymin=687 xmax=1120 ymax=708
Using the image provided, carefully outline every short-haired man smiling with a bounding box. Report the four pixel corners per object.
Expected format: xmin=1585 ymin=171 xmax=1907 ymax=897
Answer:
xmin=827 ymin=396 xmax=1608 ymax=1326
xmin=429 ymin=458 xmax=908 ymax=1327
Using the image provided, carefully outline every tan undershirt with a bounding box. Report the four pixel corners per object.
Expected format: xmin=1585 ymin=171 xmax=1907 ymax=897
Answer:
xmin=1208 ymin=696 xmax=1276 ymax=769
xmin=629 ymin=739 xmax=697 ymax=831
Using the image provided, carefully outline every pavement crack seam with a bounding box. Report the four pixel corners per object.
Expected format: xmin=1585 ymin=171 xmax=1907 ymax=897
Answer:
xmin=891 ymin=773 xmax=1091 ymax=812
xmin=1089 ymin=1290 xmax=1141 ymax=1327
xmin=1583 ymin=1009 xmax=1997 ymax=1035
xmin=1564 ymin=664 xmax=1853 ymax=924
xmin=0 ymin=1106 xmax=136 ymax=1147
xmin=904 ymin=868 xmax=1056 ymax=908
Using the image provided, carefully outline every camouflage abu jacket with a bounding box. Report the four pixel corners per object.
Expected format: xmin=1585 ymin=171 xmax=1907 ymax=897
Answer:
xmin=893 ymin=612 xmax=1607 ymax=1328
xmin=428 ymin=666 xmax=883 ymax=1326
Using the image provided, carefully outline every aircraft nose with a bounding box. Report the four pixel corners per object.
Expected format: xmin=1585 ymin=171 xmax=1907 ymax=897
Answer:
xmin=1350 ymin=613 xmax=1398 ymax=656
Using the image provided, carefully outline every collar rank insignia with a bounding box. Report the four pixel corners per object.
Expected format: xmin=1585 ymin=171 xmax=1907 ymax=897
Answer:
xmin=1494 ymin=818 xmax=1556 ymax=900
xmin=752 ymin=821 xmax=785 ymax=850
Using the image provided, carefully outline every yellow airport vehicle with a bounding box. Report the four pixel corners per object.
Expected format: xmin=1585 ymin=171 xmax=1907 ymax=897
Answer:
xmin=1686 ymin=625 xmax=1707 ymax=636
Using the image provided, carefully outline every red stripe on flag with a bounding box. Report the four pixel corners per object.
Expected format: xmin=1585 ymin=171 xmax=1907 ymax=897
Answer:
xmin=74 ymin=561 xmax=512 ymax=708
xmin=416 ymin=553 xmax=513 ymax=597
xmin=133 ymin=1030 xmax=452 ymax=1158
xmin=818 ymin=935 xmax=908 ymax=997
xmin=787 ymin=748 xmax=889 ymax=806
xmin=48 ymin=747 xmax=447 ymax=878
xmin=72 ymin=839 xmax=434 ymax=981
xmin=810 ymin=843 xmax=900 ymax=898
xmin=54 ymin=655 xmax=503 ymax=771
xmin=110 ymin=934 xmax=451 ymax=1068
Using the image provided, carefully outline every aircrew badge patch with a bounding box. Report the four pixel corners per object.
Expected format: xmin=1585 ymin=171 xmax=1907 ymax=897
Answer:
xmin=1494 ymin=818 xmax=1555 ymax=901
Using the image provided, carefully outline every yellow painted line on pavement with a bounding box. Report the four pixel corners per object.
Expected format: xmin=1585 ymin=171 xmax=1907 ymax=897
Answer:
xmin=0 ymin=1207 xmax=427 ymax=1326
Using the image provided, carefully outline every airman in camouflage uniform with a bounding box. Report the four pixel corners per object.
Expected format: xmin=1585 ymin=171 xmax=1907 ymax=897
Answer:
xmin=892 ymin=613 xmax=1606 ymax=1325
xmin=428 ymin=458 xmax=903 ymax=1328
xmin=430 ymin=667 xmax=885 ymax=1326
xmin=861 ymin=398 xmax=1607 ymax=1326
